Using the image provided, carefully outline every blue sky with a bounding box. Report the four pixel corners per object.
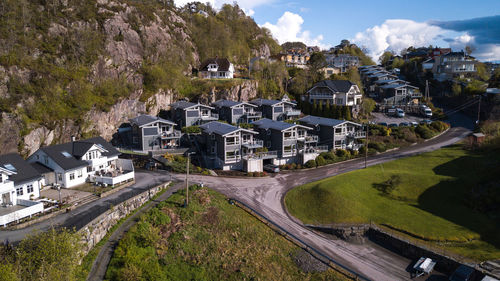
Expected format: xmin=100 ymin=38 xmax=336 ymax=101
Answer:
xmin=175 ymin=0 xmax=500 ymax=61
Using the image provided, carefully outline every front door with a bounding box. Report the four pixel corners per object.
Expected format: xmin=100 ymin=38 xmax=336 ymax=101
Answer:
xmin=2 ymin=193 xmax=11 ymax=205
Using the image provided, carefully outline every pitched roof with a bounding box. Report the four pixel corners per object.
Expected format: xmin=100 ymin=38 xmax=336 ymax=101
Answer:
xmin=299 ymin=116 xmax=345 ymax=127
xmin=38 ymin=137 xmax=120 ymax=171
xmin=250 ymin=98 xmax=282 ymax=106
xmin=308 ymin=80 xmax=356 ymax=94
xmin=0 ymin=153 xmax=42 ymax=185
xmin=30 ymin=162 xmax=54 ymax=174
xmin=252 ymin=118 xmax=309 ymax=131
xmin=200 ymin=121 xmax=257 ymax=136
xmin=200 ymin=58 xmax=232 ymax=72
xmin=170 ymin=101 xmax=214 ymax=110
xmin=129 ymin=114 xmax=176 ymax=127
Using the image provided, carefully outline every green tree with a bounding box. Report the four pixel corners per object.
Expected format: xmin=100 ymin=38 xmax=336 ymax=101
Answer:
xmin=325 ymin=99 xmax=332 ymax=118
xmin=379 ymin=51 xmax=393 ymax=66
xmin=317 ymin=100 xmax=324 ymax=116
xmin=464 ymin=79 xmax=487 ymax=96
xmin=312 ymin=99 xmax=318 ymax=116
xmin=17 ymin=228 xmax=82 ymax=281
xmin=452 ymin=83 xmax=462 ymax=96
xmin=342 ymin=106 xmax=352 ymax=120
xmin=361 ymin=98 xmax=376 ymax=115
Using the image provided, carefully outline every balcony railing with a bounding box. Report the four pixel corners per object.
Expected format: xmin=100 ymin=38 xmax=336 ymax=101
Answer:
xmin=243 ymin=150 xmax=278 ymax=160
xmin=245 ymin=111 xmax=262 ymax=118
xmin=283 ymin=149 xmax=297 ymax=157
xmin=346 ymin=131 xmax=366 ymax=138
xmin=201 ymin=113 xmax=219 ymax=120
xmin=225 ymin=155 xmax=241 ymax=162
xmin=298 ymin=135 xmax=318 ymax=143
xmin=242 ymin=139 xmax=264 ymax=148
xmin=160 ymin=130 xmax=182 ymax=139
xmin=285 ymin=109 xmax=301 ymax=116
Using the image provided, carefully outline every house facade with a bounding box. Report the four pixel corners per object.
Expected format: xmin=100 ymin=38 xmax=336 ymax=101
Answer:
xmin=170 ymin=101 xmax=219 ymax=128
xmin=250 ymin=97 xmax=301 ymax=121
xmin=198 ymin=121 xmax=269 ymax=172
xmin=199 ymin=58 xmax=234 ymax=79
xmin=0 ymin=167 xmax=16 ymax=207
xmin=434 ymin=51 xmax=477 ymax=81
xmin=0 ymin=153 xmax=43 ymax=201
xmin=299 ymin=116 xmax=365 ymax=151
xmin=28 ymin=137 xmax=129 ymax=188
xmin=212 ymin=99 xmax=262 ymax=124
xmin=304 ymin=80 xmax=362 ymax=106
xmin=252 ymin=118 xmax=326 ymax=165
xmin=128 ymin=115 xmax=182 ymax=151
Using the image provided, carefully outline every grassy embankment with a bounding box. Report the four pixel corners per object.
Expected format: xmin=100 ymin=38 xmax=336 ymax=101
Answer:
xmin=105 ymin=187 xmax=349 ymax=281
xmin=286 ymin=145 xmax=500 ymax=261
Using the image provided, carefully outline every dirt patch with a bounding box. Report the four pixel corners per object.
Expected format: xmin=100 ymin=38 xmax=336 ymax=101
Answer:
xmin=291 ymin=249 xmax=329 ymax=273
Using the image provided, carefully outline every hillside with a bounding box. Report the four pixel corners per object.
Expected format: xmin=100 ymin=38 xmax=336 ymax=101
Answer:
xmin=0 ymin=0 xmax=280 ymax=155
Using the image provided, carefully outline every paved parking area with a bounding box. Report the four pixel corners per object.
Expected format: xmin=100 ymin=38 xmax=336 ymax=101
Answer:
xmin=371 ymin=112 xmax=425 ymax=125
xmin=40 ymin=188 xmax=92 ymax=204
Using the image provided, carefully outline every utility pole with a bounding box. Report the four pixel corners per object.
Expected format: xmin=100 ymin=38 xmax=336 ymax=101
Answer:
xmin=476 ymin=95 xmax=482 ymax=125
xmin=364 ymin=124 xmax=369 ymax=169
xmin=185 ymin=152 xmax=194 ymax=207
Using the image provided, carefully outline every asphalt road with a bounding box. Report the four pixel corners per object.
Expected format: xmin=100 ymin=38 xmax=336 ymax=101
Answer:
xmin=172 ymin=125 xmax=471 ymax=281
xmin=0 ymin=171 xmax=173 ymax=243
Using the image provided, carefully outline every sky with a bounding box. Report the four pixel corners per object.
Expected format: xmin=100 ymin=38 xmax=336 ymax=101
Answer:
xmin=174 ymin=0 xmax=500 ymax=62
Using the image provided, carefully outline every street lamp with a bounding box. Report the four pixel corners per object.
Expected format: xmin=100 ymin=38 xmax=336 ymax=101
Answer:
xmin=55 ymin=184 xmax=62 ymax=208
xmin=185 ymin=152 xmax=195 ymax=207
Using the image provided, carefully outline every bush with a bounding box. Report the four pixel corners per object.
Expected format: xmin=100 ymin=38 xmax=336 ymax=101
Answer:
xmin=290 ymin=163 xmax=297 ymax=170
xmin=316 ymin=156 xmax=326 ymax=166
xmin=182 ymin=126 xmax=201 ymax=134
xmin=247 ymin=172 xmax=254 ymax=177
xmin=296 ymin=164 xmax=302 ymax=169
xmin=305 ymin=160 xmax=316 ymax=168
xmin=415 ymin=125 xmax=435 ymax=139
xmin=358 ymin=146 xmax=367 ymax=155
xmin=335 ymin=149 xmax=348 ymax=158
xmin=368 ymin=142 xmax=386 ymax=152
xmin=430 ymin=121 xmax=448 ymax=132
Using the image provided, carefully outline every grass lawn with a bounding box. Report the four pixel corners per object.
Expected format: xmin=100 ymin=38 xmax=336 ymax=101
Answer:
xmin=285 ymin=145 xmax=500 ymax=261
xmin=105 ymin=187 xmax=349 ymax=281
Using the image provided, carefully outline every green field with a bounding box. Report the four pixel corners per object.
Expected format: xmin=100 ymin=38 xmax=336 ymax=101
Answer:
xmin=105 ymin=187 xmax=349 ymax=281
xmin=285 ymin=145 xmax=500 ymax=261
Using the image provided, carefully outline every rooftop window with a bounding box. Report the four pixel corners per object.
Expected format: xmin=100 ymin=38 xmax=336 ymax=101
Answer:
xmin=3 ymin=164 xmax=16 ymax=172
xmin=61 ymin=151 xmax=72 ymax=158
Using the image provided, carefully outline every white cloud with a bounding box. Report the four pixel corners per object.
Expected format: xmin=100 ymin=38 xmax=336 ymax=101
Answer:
xmin=446 ymin=33 xmax=500 ymax=61
xmin=352 ymin=19 xmax=443 ymax=60
xmin=261 ymin=11 xmax=327 ymax=49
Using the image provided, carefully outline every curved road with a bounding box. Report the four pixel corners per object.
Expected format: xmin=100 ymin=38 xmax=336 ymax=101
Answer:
xmin=173 ymin=126 xmax=471 ymax=281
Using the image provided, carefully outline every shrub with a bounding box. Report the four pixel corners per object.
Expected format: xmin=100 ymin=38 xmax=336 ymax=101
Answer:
xmin=415 ymin=125 xmax=435 ymax=139
xmin=368 ymin=142 xmax=386 ymax=152
xmin=290 ymin=163 xmax=297 ymax=170
xmin=182 ymin=126 xmax=201 ymax=134
xmin=247 ymin=172 xmax=254 ymax=177
xmin=430 ymin=121 xmax=448 ymax=132
xmin=296 ymin=164 xmax=302 ymax=169
xmin=305 ymin=160 xmax=316 ymax=168
xmin=316 ymin=156 xmax=326 ymax=166
xmin=335 ymin=149 xmax=348 ymax=158
xmin=358 ymin=146 xmax=367 ymax=155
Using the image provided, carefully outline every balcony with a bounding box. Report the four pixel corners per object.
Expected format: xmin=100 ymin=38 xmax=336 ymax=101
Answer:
xmin=282 ymin=149 xmax=297 ymax=157
xmin=225 ymin=154 xmax=241 ymax=163
xmin=200 ymin=112 xmax=219 ymax=120
xmin=242 ymin=140 xmax=264 ymax=149
xmin=245 ymin=111 xmax=262 ymax=118
xmin=243 ymin=151 xmax=278 ymax=160
xmin=160 ymin=130 xmax=182 ymax=139
xmin=285 ymin=109 xmax=301 ymax=116
xmin=297 ymin=135 xmax=318 ymax=143
xmin=346 ymin=131 xmax=366 ymax=138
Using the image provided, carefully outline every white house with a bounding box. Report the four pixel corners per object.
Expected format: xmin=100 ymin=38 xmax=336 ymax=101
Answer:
xmin=0 ymin=153 xmax=43 ymax=200
xmin=304 ymin=80 xmax=362 ymax=106
xmin=28 ymin=137 xmax=129 ymax=188
xmin=199 ymin=58 xmax=234 ymax=79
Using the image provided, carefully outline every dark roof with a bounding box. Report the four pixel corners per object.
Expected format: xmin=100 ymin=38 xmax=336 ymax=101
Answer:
xmin=308 ymin=80 xmax=356 ymax=94
xmin=212 ymin=99 xmax=241 ymax=108
xmin=0 ymin=153 xmax=42 ymax=185
xmin=200 ymin=121 xmax=257 ymax=136
xmin=250 ymin=98 xmax=282 ymax=106
xmin=38 ymin=137 xmax=119 ymax=171
xmin=299 ymin=116 xmax=346 ymax=127
xmin=129 ymin=114 xmax=176 ymax=127
xmin=200 ymin=58 xmax=232 ymax=72
xmin=30 ymin=162 xmax=54 ymax=174
xmin=443 ymin=51 xmax=466 ymax=57
xmin=252 ymin=118 xmax=309 ymax=131
xmin=170 ymin=101 xmax=213 ymax=110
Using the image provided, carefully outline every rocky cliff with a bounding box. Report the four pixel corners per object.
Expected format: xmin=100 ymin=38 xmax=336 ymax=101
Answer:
xmin=0 ymin=0 xmax=275 ymax=155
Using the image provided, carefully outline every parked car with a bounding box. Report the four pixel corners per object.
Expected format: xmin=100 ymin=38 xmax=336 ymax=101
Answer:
xmin=399 ymin=122 xmax=410 ymax=127
xmin=420 ymin=105 xmax=433 ymax=118
xmin=411 ymin=121 xmax=419 ymax=127
xmin=389 ymin=123 xmax=398 ymax=128
xmin=396 ymin=108 xmax=405 ymax=118
xmin=420 ymin=119 xmax=432 ymax=125
xmin=449 ymin=265 xmax=475 ymax=281
xmin=378 ymin=122 xmax=388 ymax=127
xmin=263 ymin=164 xmax=280 ymax=173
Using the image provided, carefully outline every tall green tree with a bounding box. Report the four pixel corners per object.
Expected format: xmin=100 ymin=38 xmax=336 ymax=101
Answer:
xmin=324 ymin=99 xmax=332 ymax=118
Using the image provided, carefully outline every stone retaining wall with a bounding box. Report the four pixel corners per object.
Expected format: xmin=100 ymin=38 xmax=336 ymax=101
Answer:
xmin=79 ymin=182 xmax=171 ymax=254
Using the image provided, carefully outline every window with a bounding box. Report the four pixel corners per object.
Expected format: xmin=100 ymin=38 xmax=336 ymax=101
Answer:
xmin=88 ymin=152 xmax=92 ymax=160
xmin=78 ymin=170 xmax=83 ymax=178
xmin=87 ymin=166 xmax=92 ymax=173
xmin=16 ymin=187 xmax=23 ymax=196
xmin=335 ymin=140 xmax=342 ymax=146
xmin=69 ymin=173 xmax=75 ymax=181
xmin=132 ymin=137 xmax=138 ymax=144
xmin=108 ymin=161 xmax=112 ymax=166
xmin=211 ymin=147 xmax=215 ymax=154
xmin=266 ymin=141 xmax=271 ymax=148
xmin=335 ymin=128 xmax=342 ymax=134
xmin=27 ymin=184 xmax=34 ymax=193
xmin=58 ymin=173 xmax=62 ymax=182
xmin=211 ymin=134 xmax=215 ymax=140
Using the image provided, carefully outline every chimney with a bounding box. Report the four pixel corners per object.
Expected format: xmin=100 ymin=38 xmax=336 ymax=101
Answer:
xmin=71 ymin=136 xmax=76 ymax=142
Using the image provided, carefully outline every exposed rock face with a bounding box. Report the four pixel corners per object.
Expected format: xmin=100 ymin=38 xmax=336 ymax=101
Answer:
xmin=198 ymin=80 xmax=259 ymax=104
xmin=0 ymin=113 xmax=22 ymax=154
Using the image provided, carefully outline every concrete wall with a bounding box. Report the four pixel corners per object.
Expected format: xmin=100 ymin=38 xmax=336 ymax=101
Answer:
xmin=79 ymin=181 xmax=171 ymax=254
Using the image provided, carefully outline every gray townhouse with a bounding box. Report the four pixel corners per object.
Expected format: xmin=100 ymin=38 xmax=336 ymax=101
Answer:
xmin=212 ymin=99 xmax=262 ymax=124
xmin=298 ymin=116 xmax=365 ymax=151
xmin=250 ymin=97 xmax=301 ymax=121
xmin=198 ymin=121 xmax=270 ymax=172
xmin=252 ymin=118 xmax=327 ymax=165
xmin=170 ymin=101 xmax=219 ymax=128
xmin=127 ymin=114 xmax=182 ymax=152
xmin=303 ymin=80 xmax=362 ymax=106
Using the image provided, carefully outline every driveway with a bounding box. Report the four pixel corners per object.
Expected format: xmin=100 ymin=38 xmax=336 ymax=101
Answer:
xmin=171 ymin=125 xmax=471 ymax=281
xmin=371 ymin=111 xmax=424 ymax=125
